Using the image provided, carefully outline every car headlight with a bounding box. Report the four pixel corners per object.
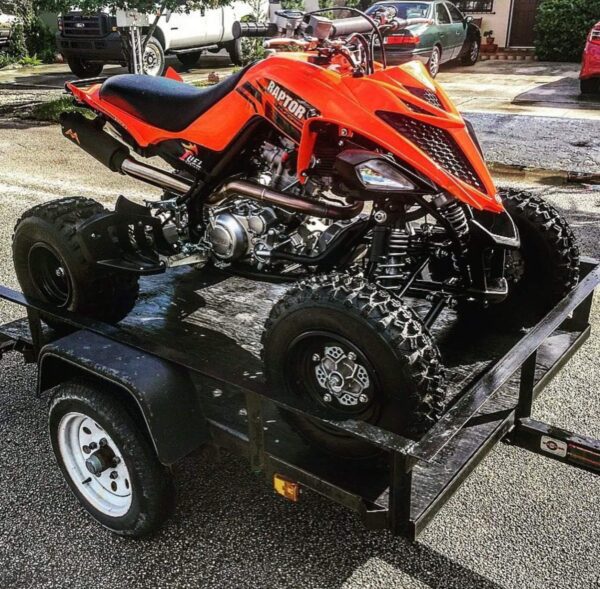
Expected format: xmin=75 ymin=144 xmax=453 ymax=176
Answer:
xmin=356 ymin=159 xmax=416 ymax=191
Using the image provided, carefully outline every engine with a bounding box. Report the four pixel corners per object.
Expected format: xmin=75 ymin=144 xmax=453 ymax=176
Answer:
xmin=203 ymin=137 xmax=335 ymax=269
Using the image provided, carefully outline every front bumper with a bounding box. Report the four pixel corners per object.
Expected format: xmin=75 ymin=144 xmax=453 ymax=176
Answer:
xmin=56 ymin=31 xmax=125 ymax=63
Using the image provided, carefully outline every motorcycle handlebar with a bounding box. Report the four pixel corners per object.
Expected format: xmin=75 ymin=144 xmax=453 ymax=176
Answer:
xmin=329 ymin=16 xmax=374 ymax=37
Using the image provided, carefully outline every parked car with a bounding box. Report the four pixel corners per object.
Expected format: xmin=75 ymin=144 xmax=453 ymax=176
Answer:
xmin=580 ymin=21 xmax=600 ymax=94
xmin=0 ymin=9 xmax=17 ymax=49
xmin=367 ymin=0 xmax=480 ymax=77
xmin=56 ymin=2 xmax=255 ymax=78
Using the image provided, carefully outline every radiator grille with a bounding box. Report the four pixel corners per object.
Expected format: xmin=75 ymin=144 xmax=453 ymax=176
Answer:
xmin=377 ymin=112 xmax=484 ymax=191
xmin=63 ymin=13 xmax=108 ymax=38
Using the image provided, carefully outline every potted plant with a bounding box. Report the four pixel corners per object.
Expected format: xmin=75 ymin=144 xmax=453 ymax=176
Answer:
xmin=482 ymin=30 xmax=497 ymax=53
xmin=483 ymin=30 xmax=495 ymax=44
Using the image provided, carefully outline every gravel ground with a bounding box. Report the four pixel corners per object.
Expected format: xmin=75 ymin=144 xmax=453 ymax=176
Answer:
xmin=0 ymin=124 xmax=599 ymax=589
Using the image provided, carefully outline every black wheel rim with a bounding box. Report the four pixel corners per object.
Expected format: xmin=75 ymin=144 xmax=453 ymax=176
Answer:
xmin=28 ymin=243 xmax=71 ymax=307
xmin=285 ymin=331 xmax=381 ymax=436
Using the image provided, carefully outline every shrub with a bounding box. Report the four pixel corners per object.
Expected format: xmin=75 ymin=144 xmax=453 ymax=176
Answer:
xmin=7 ymin=20 xmax=27 ymax=60
xmin=535 ymin=0 xmax=598 ymax=62
xmin=24 ymin=16 xmax=56 ymax=63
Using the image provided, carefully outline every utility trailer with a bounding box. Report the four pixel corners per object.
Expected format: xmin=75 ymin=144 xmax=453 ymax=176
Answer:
xmin=0 ymin=258 xmax=599 ymax=539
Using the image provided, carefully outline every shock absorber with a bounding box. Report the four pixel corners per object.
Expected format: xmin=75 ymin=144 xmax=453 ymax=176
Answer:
xmin=440 ymin=200 xmax=469 ymax=243
xmin=375 ymin=227 xmax=410 ymax=291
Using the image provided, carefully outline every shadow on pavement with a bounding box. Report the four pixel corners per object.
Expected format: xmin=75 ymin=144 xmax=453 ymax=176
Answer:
xmin=513 ymin=76 xmax=600 ymax=110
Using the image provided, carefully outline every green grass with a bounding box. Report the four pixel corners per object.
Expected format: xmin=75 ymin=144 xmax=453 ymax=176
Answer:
xmin=28 ymin=96 xmax=92 ymax=123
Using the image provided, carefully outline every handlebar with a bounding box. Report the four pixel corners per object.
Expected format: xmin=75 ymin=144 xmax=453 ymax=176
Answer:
xmin=232 ymin=21 xmax=276 ymax=39
xmin=329 ymin=16 xmax=373 ymax=37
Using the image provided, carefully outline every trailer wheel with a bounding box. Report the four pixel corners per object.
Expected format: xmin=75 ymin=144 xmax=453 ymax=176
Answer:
xmin=49 ymin=380 xmax=175 ymax=536
xmin=459 ymin=188 xmax=580 ymax=325
xmin=226 ymin=38 xmax=243 ymax=66
xmin=12 ymin=197 xmax=139 ymax=328
xmin=262 ymin=273 xmax=446 ymax=458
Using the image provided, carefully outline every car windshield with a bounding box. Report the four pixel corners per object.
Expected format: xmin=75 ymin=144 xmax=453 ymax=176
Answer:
xmin=366 ymin=2 xmax=432 ymax=19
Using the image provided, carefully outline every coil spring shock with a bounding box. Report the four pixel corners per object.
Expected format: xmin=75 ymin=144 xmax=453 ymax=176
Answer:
xmin=376 ymin=228 xmax=410 ymax=291
xmin=442 ymin=201 xmax=469 ymax=242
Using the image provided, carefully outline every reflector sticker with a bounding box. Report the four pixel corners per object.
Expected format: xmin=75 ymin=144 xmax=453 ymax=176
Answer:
xmin=540 ymin=435 xmax=567 ymax=458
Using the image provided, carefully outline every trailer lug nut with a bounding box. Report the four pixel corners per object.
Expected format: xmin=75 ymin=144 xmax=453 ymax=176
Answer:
xmin=110 ymin=471 xmax=118 ymax=479
xmin=359 ymin=394 xmax=369 ymax=403
xmin=82 ymin=445 xmax=90 ymax=454
xmin=112 ymin=456 xmax=121 ymax=466
xmin=323 ymin=393 xmax=332 ymax=402
xmin=99 ymin=438 xmax=107 ymax=447
xmin=312 ymin=354 xmax=320 ymax=362
xmin=55 ymin=267 xmax=65 ymax=278
xmin=88 ymin=442 xmax=97 ymax=450
xmin=347 ymin=352 xmax=356 ymax=361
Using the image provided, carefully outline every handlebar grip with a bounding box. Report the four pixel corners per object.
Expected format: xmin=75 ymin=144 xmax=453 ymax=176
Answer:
xmin=232 ymin=21 xmax=275 ymax=39
xmin=330 ymin=16 xmax=374 ymax=37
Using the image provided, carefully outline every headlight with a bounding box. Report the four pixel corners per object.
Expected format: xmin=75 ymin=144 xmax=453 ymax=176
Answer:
xmin=356 ymin=159 xmax=416 ymax=192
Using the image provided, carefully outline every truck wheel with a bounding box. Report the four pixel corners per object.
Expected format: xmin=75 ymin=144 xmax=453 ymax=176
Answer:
xmin=262 ymin=273 xmax=446 ymax=459
xmin=67 ymin=58 xmax=104 ymax=79
xmin=12 ymin=197 xmax=139 ymax=327
xmin=49 ymin=380 xmax=175 ymax=536
xmin=132 ymin=37 xmax=165 ymax=76
xmin=226 ymin=38 xmax=243 ymax=66
xmin=177 ymin=51 xmax=201 ymax=68
xmin=458 ymin=188 xmax=579 ymax=325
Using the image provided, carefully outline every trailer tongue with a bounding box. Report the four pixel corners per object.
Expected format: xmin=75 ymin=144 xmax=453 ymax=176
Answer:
xmin=0 ymin=258 xmax=598 ymax=540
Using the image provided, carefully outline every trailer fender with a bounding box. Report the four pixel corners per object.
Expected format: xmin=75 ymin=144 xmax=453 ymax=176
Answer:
xmin=38 ymin=330 xmax=208 ymax=465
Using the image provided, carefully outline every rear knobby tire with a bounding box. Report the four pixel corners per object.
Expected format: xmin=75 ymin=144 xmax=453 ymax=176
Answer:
xmin=262 ymin=273 xmax=446 ymax=459
xmin=458 ymin=188 xmax=579 ymax=325
xmin=49 ymin=379 xmax=175 ymax=536
xmin=12 ymin=197 xmax=139 ymax=328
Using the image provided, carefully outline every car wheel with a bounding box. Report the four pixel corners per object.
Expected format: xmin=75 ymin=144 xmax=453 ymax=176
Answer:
xmin=67 ymin=58 xmax=104 ymax=79
xmin=427 ymin=45 xmax=441 ymax=77
xmin=461 ymin=39 xmax=480 ymax=65
xmin=580 ymin=77 xmax=600 ymax=94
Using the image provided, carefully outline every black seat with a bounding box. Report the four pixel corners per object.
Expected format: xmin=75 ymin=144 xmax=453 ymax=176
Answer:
xmin=99 ymin=66 xmax=249 ymax=133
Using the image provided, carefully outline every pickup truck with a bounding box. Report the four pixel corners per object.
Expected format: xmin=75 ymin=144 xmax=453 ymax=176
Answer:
xmin=0 ymin=9 xmax=17 ymax=49
xmin=56 ymin=3 xmax=254 ymax=78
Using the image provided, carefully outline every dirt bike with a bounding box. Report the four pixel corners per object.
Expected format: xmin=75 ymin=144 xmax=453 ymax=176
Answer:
xmin=13 ymin=6 xmax=579 ymax=457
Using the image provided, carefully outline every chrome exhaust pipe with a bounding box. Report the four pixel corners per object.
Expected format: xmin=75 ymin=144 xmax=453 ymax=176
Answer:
xmin=121 ymin=158 xmax=192 ymax=195
xmin=217 ymin=179 xmax=363 ymax=220
xmin=120 ymin=159 xmax=363 ymax=220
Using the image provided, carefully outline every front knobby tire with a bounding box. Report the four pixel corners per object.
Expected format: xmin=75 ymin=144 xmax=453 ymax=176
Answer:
xmin=12 ymin=197 xmax=139 ymax=328
xmin=262 ymin=273 xmax=446 ymax=459
xmin=459 ymin=188 xmax=579 ymax=325
xmin=49 ymin=379 xmax=175 ymax=536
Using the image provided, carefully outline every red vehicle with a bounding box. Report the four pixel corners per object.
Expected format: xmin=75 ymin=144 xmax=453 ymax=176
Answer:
xmin=580 ymin=21 xmax=600 ymax=94
xmin=13 ymin=6 xmax=579 ymax=458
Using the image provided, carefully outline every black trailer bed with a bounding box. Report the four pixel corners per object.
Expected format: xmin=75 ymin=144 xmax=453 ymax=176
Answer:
xmin=0 ymin=258 xmax=598 ymax=539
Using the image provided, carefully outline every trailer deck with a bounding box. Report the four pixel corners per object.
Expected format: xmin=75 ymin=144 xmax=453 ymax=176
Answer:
xmin=0 ymin=258 xmax=598 ymax=540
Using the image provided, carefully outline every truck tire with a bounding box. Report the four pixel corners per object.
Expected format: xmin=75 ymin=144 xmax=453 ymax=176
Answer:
xmin=262 ymin=273 xmax=446 ymax=459
xmin=67 ymin=58 xmax=104 ymax=79
xmin=129 ymin=37 xmax=165 ymax=76
xmin=49 ymin=379 xmax=175 ymax=536
xmin=12 ymin=197 xmax=139 ymax=328
xmin=458 ymin=188 xmax=580 ymax=325
xmin=226 ymin=38 xmax=243 ymax=66
xmin=177 ymin=51 xmax=201 ymax=68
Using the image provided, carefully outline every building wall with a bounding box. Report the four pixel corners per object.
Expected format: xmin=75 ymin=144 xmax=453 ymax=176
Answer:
xmin=465 ymin=0 xmax=513 ymax=47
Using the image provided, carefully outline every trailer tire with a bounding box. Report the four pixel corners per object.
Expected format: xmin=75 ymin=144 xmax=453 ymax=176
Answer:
xmin=458 ymin=188 xmax=580 ymax=325
xmin=49 ymin=379 xmax=175 ymax=536
xmin=262 ymin=273 xmax=446 ymax=459
xmin=12 ymin=197 xmax=139 ymax=329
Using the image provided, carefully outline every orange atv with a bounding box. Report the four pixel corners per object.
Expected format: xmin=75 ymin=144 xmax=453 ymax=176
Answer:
xmin=13 ymin=6 xmax=579 ymax=456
